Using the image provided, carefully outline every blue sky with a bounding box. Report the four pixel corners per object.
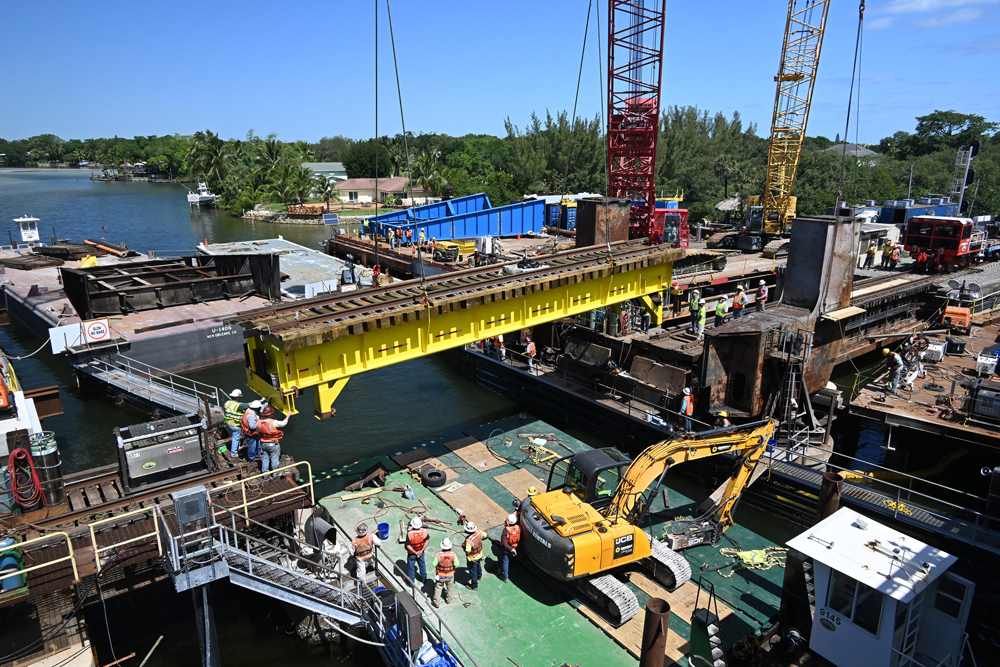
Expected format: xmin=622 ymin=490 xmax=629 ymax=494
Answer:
xmin=1 ymin=0 xmax=997 ymax=144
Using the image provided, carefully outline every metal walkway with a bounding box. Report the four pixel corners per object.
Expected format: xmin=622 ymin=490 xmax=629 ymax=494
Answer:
xmin=765 ymin=455 xmax=1000 ymax=555
xmin=74 ymin=354 xmax=227 ymax=418
xmin=157 ymin=498 xmax=475 ymax=667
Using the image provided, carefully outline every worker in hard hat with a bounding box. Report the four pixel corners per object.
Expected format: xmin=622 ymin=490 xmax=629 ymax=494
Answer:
xmin=732 ymin=286 xmax=747 ymax=319
xmin=864 ymin=242 xmax=877 ymax=269
xmin=714 ymin=297 xmax=729 ymax=328
xmin=518 ymin=486 xmax=539 ymax=511
xmin=755 ymin=280 xmax=769 ymax=312
xmin=352 ymin=523 xmax=381 ymax=580
xmin=499 ymin=514 xmax=521 ymax=584
xmin=462 ymin=521 xmax=484 ymax=591
xmin=889 ymin=242 xmax=901 ymax=270
xmin=714 ymin=411 xmax=731 ymax=429
xmin=432 ymin=539 xmax=457 ymax=607
xmin=405 ymin=517 xmax=429 ymax=584
xmin=670 ymin=282 xmax=684 ymax=316
xmin=695 ymin=298 xmax=708 ymax=341
xmin=680 ymin=387 xmax=694 ymax=431
xmin=223 ymin=389 xmax=249 ymax=457
xmin=257 ymin=406 xmax=290 ymax=477
xmin=688 ymin=289 xmax=701 ymax=333
xmin=240 ymin=400 xmax=263 ymax=464
xmin=881 ymin=241 xmax=893 ymax=269
xmin=883 ymin=347 xmax=906 ymax=395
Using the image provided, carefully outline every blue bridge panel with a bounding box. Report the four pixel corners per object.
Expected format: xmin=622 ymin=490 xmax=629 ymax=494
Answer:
xmin=376 ymin=198 xmax=546 ymax=241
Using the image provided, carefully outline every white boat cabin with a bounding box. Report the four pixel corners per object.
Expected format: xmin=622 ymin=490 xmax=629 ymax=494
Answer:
xmin=13 ymin=215 xmax=40 ymax=243
xmin=787 ymin=508 xmax=973 ymax=667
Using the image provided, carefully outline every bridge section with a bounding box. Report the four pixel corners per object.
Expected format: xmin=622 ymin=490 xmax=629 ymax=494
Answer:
xmin=228 ymin=240 xmax=684 ymax=417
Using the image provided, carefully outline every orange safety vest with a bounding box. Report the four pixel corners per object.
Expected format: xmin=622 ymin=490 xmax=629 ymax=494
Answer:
xmin=756 ymin=286 xmax=768 ymax=302
xmin=733 ymin=293 xmax=746 ymax=309
xmin=406 ymin=528 xmax=428 ymax=555
xmin=353 ymin=533 xmax=374 ymax=560
xmin=240 ymin=410 xmax=258 ymax=436
xmin=258 ymin=419 xmax=283 ymax=443
xmin=891 ymin=247 xmax=901 ymax=260
xmin=436 ymin=551 xmax=456 ymax=577
xmin=503 ymin=524 xmax=521 ymax=550
xmin=465 ymin=531 xmax=483 ymax=558
xmin=681 ymin=395 xmax=693 ymax=415
xmin=406 ymin=229 xmax=413 ymax=239
xmin=526 ymin=341 xmax=536 ymax=358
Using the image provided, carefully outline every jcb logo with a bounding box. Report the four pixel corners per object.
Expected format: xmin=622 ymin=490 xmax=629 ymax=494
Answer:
xmin=613 ymin=534 xmax=634 ymax=559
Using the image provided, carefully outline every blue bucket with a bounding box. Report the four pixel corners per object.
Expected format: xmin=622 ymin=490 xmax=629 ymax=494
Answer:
xmin=377 ymin=523 xmax=390 ymax=540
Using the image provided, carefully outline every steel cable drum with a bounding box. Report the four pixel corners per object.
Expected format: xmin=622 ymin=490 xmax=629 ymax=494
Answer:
xmin=29 ymin=431 xmax=65 ymax=507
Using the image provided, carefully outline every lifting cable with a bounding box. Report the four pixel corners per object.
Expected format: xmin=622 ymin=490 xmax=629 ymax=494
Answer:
xmin=373 ymin=0 xmax=381 ymax=283
xmin=560 ymin=0 xmax=593 ymax=203
xmin=386 ymin=0 xmax=430 ymax=305
xmin=835 ymin=1 xmax=866 ymax=207
xmin=595 ymin=0 xmax=613 ymax=262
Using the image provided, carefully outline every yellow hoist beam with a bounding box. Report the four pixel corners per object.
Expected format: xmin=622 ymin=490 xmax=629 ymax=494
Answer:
xmin=236 ymin=247 xmax=683 ymax=418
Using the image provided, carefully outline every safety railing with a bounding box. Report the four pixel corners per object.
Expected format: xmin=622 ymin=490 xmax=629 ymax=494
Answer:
xmin=88 ymin=506 xmax=162 ymax=573
xmin=765 ymin=446 xmax=1000 ymax=551
xmin=0 ymin=532 xmax=79 ymax=589
xmin=86 ymin=354 xmax=228 ymax=413
xmin=211 ymin=461 xmax=314 ymax=519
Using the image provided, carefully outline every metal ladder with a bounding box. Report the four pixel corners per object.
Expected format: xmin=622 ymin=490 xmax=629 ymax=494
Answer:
xmin=767 ymin=328 xmax=826 ymax=461
xmin=690 ymin=579 xmax=729 ymax=667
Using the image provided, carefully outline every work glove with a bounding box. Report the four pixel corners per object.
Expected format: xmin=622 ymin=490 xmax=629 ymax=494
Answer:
xmin=511 ymin=548 xmax=517 ymax=557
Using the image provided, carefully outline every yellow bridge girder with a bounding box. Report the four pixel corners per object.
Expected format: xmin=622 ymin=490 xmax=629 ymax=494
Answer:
xmin=235 ymin=244 xmax=684 ymax=418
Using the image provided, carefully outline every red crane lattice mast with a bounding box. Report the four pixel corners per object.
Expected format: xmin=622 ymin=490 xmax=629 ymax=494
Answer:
xmin=607 ymin=0 xmax=666 ymax=244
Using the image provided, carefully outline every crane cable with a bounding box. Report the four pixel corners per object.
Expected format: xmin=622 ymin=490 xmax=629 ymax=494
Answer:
xmin=560 ymin=0 xmax=593 ymax=202
xmin=835 ymin=1 xmax=866 ymax=207
xmin=373 ymin=0 xmax=381 ymax=284
xmin=595 ymin=0 xmax=613 ymax=263
xmin=386 ymin=0 xmax=430 ymax=306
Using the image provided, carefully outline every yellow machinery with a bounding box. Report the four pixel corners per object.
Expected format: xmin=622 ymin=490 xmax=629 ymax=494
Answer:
xmin=519 ymin=419 xmax=776 ymax=624
xmin=709 ymin=0 xmax=829 ymax=257
xmin=229 ymin=241 xmax=683 ymax=417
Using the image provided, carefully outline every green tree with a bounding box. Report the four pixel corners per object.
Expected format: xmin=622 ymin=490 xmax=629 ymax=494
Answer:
xmin=342 ymin=139 xmax=392 ymax=179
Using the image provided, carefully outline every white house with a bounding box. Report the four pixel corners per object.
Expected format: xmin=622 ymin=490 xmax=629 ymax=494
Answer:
xmin=334 ymin=177 xmax=429 ymax=205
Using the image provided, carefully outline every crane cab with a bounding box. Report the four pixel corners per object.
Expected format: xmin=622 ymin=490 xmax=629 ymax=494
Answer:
xmin=546 ymin=447 xmax=631 ymax=512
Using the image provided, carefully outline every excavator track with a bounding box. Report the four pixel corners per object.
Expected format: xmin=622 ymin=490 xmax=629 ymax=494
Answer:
xmin=706 ymin=231 xmax=738 ymax=250
xmin=761 ymin=239 xmax=789 ymax=258
xmin=576 ymin=573 xmax=641 ymax=627
xmin=646 ymin=533 xmax=693 ymax=591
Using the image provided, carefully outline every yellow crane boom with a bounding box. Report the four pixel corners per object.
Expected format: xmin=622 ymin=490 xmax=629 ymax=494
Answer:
xmin=758 ymin=0 xmax=831 ymax=235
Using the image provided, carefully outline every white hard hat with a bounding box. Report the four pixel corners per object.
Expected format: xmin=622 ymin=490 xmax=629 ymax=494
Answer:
xmin=465 ymin=522 xmax=477 ymax=533
xmin=410 ymin=517 xmax=422 ymax=530
xmin=507 ymin=514 xmax=518 ymax=526
xmin=229 ymin=389 xmax=243 ymax=398
xmin=759 ymin=280 xmax=766 ymax=286
xmin=699 ymin=298 xmax=706 ymax=304
xmin=692 ymin=289 xmax=700 ymax=295
xmin=356 ymin=523 xmax=368 ymax=537
xmin=683 ymin=387 xmax=691 ymax=395
xmin=441 ymin=538 xmax=453 ymax=550
xmin=248 ymin=400 xmax=262 ymax=410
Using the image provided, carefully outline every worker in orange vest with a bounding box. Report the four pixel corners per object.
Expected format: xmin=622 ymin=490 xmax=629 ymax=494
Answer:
xmin=240 ymin=400 xmax=262 ymax=463
xmin=755 ymin=280 xmax=769 ymax=312
xmin=352 ymin=523 xmax=381 ymax=580
xmin=257 ymin=406 xmax=290 ymax=477
xmin=732 ymin=286 xmax=747 ymax=319
xmin=463 ymin=521 xmax=485 ymax=591
xmin=525 ymin=336 xmax=537 ymax=372
xmin=405 ymin=228 xmax=413 ymax=247
xmin=499 ymin=513 xmax=520 ymax=583
xmin=432 ymin=539 xmax=456 ymax=608
xmin=405 ymin=517 xmax=429 ymax=583
xmin=890 ymin=243 xmax=901 ymax=270
xmin=680 ymin=387 xmax=694 ymax=431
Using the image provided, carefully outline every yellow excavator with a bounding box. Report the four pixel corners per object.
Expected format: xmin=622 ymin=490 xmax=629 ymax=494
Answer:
xmin=519 ymin=419 xmax=776 ymax=625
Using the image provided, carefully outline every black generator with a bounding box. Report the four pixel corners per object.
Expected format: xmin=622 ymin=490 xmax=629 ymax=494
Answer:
xmin=115 ymin=413 xmax=211 ymax=494
xmin=971 ymin=379 xmax=1000 ymax=422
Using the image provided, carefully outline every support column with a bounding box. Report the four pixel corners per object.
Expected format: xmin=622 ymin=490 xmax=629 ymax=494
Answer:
xmin=193 ymin=585 xmax=220 ymax=667
xmin=313 ymin=377 xmax=350 ymax=420
xmin=640 ymin=598 xmax=670 ymax=667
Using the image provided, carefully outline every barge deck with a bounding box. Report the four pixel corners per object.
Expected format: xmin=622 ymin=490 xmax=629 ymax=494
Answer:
xmin=320 ymin=414 xmax=790 ymax=667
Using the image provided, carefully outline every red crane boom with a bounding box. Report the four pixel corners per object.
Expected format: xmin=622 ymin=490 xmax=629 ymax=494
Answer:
xmin=607 ymin=0 xmax=666 ymax=244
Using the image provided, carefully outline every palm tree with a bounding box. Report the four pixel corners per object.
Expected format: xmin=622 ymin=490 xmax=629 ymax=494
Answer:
xmin=713 ymin=154 xmax=738 ymax=199
xmin=314 ymin=176 xmax=342 ymax=211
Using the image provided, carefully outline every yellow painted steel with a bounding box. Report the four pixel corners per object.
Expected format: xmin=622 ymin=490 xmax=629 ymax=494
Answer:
xmin=243 ymin=257 xmax=675 ymax=417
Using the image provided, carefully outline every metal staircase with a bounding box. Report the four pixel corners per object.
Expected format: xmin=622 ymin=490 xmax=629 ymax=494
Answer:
xmin=690 ymin=580 xmax=728 ymax=667
xmin=157 ymin=503 xmax=371 ymax=625
xmin=766 ymin=328 xmax=827 ymax=462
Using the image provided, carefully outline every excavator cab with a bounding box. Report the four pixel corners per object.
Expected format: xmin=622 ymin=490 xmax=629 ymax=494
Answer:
xmin=546 ymin=448 xmax=631 ymax=512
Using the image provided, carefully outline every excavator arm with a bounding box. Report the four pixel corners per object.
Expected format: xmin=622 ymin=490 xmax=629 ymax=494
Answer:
xmin=608 ymin=419 xmax=776 ymax=546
